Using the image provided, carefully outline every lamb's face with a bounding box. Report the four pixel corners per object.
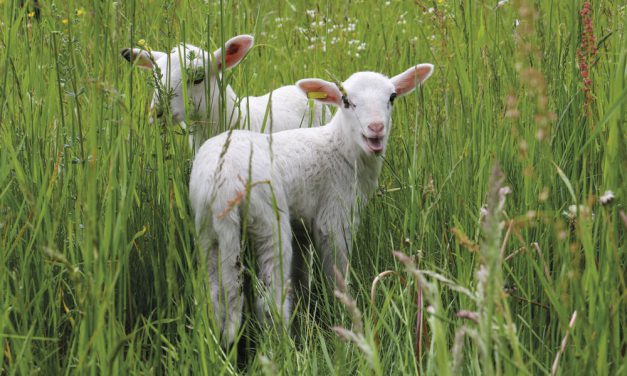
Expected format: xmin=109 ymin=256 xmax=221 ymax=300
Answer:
xmin=121 ymin=35 xmax=254 ymax=126
xmin=341 ymin=72 xmax=397 ymax=155
xmin=297 ymin=64 xmax=434 ymax=157
xmin=150 ymin=45 xmax=210 ymax=124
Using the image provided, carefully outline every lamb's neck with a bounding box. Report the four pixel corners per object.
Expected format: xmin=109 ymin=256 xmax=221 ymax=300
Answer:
xmin=224 ymin=85 xmax=240 ymax=128
xmin=192 ymin=84 xmax=239 ymax=152
xmin=208 ymin=83 xmax=240 ymax=128
xmin=327 ymin=118 xmax=383 ymax=197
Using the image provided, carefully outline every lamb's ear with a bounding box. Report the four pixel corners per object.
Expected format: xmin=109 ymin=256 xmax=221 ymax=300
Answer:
xmin=296 ymin=78 xmax=343 ymax=107
xmin=391 ymin=63 xmax=434 ymax=97
xmin=120 ymin=48 xmax=165 ymax=69
xmin=213 ymin=35 xmax=254 ymax=70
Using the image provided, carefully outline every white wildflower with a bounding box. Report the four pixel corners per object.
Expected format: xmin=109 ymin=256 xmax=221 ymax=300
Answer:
xmin=497 ymin=186 xmax=511 ymax=212
xmin=479 ymin=206 xmax=488 ymax=222
xmin=600 ymin=190 xmax=615 ymax=205
xmin=563 ymin=205 xmax=594 ymax=222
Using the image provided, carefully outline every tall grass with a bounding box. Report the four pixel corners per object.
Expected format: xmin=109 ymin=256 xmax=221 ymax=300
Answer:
xmin=0 ymin=0 xmax=624 ymax=374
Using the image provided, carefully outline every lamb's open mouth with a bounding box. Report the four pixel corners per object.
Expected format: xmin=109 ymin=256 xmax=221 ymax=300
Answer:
xmin=363 ymin=135 xmax=384 ymax=154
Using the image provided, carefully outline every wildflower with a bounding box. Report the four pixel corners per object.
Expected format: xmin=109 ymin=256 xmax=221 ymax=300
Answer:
xmin=505 ymin=94 xmax=520 ymax=118
xmin=61 ymin=18 xmax=69 ymax=25
xmin=599 ymin=191 xmax=615 ymax=205
xmin=562 ymin=205 xmax=594 ymax=222
xmin=577 ymin=1 xmax=597 ymax=117
xmin=28 ymin=11 xmax=35 ymax=18
xmin=479 ymin=206 xmax=488 ymax=222
xmin=457 ymin=310 xmax=479 ymax=323
xmin=76 ymin=8 xmax=86 ymax=17
xmin=497 ymin=0 xmax=509 ymax=7
xmin=497 ymin=186 xmax=511 ymax=212
xmin=137 ymin=39 xmax=151 ymax=52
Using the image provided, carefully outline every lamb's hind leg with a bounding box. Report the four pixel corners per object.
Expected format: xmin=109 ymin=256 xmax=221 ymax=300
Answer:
xmin=205 ymin=213 xmax=244 ymax=346
xmin=247 ymin=196 xmax=293 ymax=330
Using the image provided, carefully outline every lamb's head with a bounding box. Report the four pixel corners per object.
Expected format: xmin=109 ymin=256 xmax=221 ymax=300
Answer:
xmin=121 ymin=35 xmax=254 ymax=124
xmin=297 ymin=64 xmax=433 ymax=156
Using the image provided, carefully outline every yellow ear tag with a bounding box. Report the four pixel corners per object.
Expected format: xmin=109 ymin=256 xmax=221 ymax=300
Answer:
xmin=307 ymin=91 xmax=328 ymax=99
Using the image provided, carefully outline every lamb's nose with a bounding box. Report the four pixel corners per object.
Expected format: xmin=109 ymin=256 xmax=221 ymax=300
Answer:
xmin=368 ymin=122 xmax=384 ymax=134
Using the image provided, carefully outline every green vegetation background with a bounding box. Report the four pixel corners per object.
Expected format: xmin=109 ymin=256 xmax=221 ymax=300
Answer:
xmin=0 ymin=0 xmax=624 ymax=374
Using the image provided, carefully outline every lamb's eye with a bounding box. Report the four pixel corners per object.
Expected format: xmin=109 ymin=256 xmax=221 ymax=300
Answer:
xmin=188 ymin=68 xmax=205 ymax=85
xmin=389 ymin=92 xmax=397 ymax=104
xmin=192 ymin=75 xmax=205 ymax=85
xmin=342 ymin=95 xmax=356 ymax=109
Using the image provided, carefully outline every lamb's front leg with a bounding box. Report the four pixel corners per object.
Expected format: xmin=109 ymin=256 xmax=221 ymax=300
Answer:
xmin=313 ymin=217 xmax=351 ymax=287
xmin=248 ymin=200 xmax=293 ymax=330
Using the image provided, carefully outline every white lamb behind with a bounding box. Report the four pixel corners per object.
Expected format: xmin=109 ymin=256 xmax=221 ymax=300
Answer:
xmin=121 ymin=35 xmax=329 ymax=152
xmin=189 ymin=64 xmax=434 ymax=345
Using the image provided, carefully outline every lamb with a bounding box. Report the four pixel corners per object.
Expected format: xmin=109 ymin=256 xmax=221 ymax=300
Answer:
xmin=188 ymin=64 xmax=434 ymax=344
xmin=121 ymin=35 xmax=329 ymax=152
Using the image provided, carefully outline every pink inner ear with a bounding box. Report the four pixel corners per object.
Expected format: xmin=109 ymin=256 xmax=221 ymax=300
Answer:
xmin=298 ymin=80 xmax=342 ymax=105
xmin=135 ymin=54 xmax=154 ymax=69
xmin=395 ymin=72 xmax=418 ymax=96
xmin=123 ymin=49 xmax=153 ymax=69
xmin=414 ymin=65 xmax=433 ymax=83
xmin=221 ymin=38 xmax=253 ymax=69
xmin=393 ymin=64 xmax=433 ymax=96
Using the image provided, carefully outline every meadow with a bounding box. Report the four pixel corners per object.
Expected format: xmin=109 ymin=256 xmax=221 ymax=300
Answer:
xmin=0 ymin=0 xmax=624 ymax=374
